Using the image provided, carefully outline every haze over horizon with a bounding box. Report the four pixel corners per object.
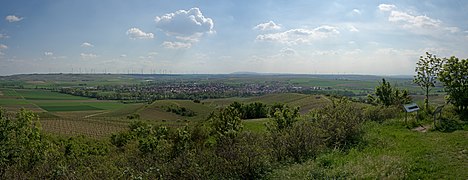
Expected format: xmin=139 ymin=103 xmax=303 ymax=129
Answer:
xmin=0 ymin=0 xmax=467 ymax=76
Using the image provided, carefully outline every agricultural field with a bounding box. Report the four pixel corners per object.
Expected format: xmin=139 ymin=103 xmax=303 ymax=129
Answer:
xmin=0 ymin=74 xmax=447 ymax=138
xmin=0 ymin=88 xmax=141 ymax=138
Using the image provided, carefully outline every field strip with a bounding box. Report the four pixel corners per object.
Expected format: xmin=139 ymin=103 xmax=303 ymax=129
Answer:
xmin=12 ymin=89 xmax=25 ymax=100
xmin=84 ymin=111 xmax=110 ymax=118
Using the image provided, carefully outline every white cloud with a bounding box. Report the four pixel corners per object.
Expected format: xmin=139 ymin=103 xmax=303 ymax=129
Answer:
xmin=126 ymin=28 xmax=154 ymax=40
xmin=80 ymin=53 xmax=97 ymax=59
xmin=388 ymin=11 xmax=440 ymax=28
xmin=279 ymin=47 xmax=296 ymax=56
xmin=348 ymin=25 xmax=359 ymax=32
xmin=120 ymin=54 xmax=127 ymax=58
xmin=155 ymin=7 xmax=214 ymax=37
xmin=148 ymin=52 xmax=158 ymax=56
xmin=81 ymin=42 xmax=94 ymax=48
xmin=44 ymin=52 xmax=53 ymax=56
xmin=5 ymin=15 xmax=23 ymax=22
xmin=253 ymin=21 xmax=282 ymax=31
xmin=162 ymin=41 xmax=192 ymax=49
xmin=445 ymin=27 xmax=460 ymax=33
xmin=378 ymin=4 xmax=396 ymax=12
xmin=0 ymin=44 xmax=7 ymax=49
xmin=352 ymin=9 xmax=361 ymax=15
xmin=256 ymin=25 xmax=339 ymax=44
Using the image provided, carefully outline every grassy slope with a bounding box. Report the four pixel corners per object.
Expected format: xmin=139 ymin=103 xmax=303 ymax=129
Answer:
xmin=203 ymin=93 xmax=332 ymax=114
xmin=267 ymin=120 xmax=468 ymax=179
xmin=138 ymin=100 xmax=216 ymax=126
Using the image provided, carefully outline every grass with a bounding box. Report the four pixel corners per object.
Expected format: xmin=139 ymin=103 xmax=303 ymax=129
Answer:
xmin=267 ymin=120 xmax=468 ymax=179
xmin=243 ymin=118 xmax=268 ymax=132
xmin=40 ymin=105 xmax=104 ymax=112
xmin=203 ymin=93 xmax=332 ymax=114
xmin=15 ymin=89 xmax=90 ymax=100
xmin=138 ymin=100 xmax=215 ymax=125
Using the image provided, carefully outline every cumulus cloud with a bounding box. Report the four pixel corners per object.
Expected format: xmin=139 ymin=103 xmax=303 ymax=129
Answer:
xmin=253 ymin=21 xmax=282 ymax=31
xmin=378 ymin=4 xmax=461 ymax=34
xmin=352 ymin=9 xmax=361 ymax=15
xmin=81 ymin=42 xmax=94 ymax=47
xmin=5 ymin=15 xmax=23 ymax=22
xmin=388 ymin=11 xmax=440 ymax=28
xmin=120 ymin=54 xmax=127 ymax=58
xmin=80 ymin=53 xmax=97 ymax=59
xmin=155 ymin=7 xmax=214 ymax=37
xmin=44 ymin=52 xmax=53 ymax=56
xmin=444 ymin=27 xmax=460 ymax=33
xmin=126 ymin=28 xmax=154 ymax=40
xmin=256 ymin=25 xmax=339 ymax=44
xmin=378 ymin=4 xmax=396 ymax=12
xmin=162 ymin=41 xmax=192 ymax=49
xmin=279 ymin=47 xmax=296 ymax=56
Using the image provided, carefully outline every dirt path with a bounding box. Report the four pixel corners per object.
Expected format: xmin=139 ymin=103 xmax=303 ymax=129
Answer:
xmin=84 ymin=111 xmax=109 ymax=118
xmin=412 ymin=125 xmax=431 ymax=133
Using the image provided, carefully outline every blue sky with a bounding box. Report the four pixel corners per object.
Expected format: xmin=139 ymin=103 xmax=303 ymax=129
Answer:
xmin=0 ymin=0 xmax=467 ymax=75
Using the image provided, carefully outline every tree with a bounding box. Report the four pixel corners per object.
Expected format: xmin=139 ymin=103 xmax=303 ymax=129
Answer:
xmin=0 ymin=108 xmax=46 ymax=177
xmin=368 ymin=78 xmax=411 ymax=106
xmin=208 ymin=107 xmax=243 ymax=139
xmin=414 ymin=52 xmax=443 ymax=111
xmin=438 ymin=56 xmax=468 ymax=115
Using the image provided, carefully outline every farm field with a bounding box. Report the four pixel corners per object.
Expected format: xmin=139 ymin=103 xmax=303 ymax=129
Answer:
xmin=0 ymin=74 xmax=446 ymax=138
xmin=0 ymin=88 xmax=141 ymax=137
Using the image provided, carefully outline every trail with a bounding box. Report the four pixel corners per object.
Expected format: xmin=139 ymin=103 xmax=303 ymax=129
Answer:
xmin=84 ymin=111 xmax=109 ymax=118
xmin=412 ymin=124 xmax=431 ymax=133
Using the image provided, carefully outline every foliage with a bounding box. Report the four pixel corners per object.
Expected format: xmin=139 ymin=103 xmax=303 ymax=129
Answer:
xmin=267 ymin=105 xmax=300 ymax=131
xmin=0 ymin=108 xmax=46 ymax=177
xmin=126 ymin=113 xmax=140 ymax=120
xmin=368 ymin=78 xmax=411 ymax=106
xmin=308 ymin=99 xmax=365 ymax=150
xmin=208 ymin=106 xmax=243 ymax=139
xmin=229 ymin=102 xmax=269 ymax=119
xmin=363 ymin=105 xmax=402 ymax=123
xmin=438 ymin=56 xmax=468 ymax=117
xmin=163 ymin=105 xmax=196 ymax=117
xmin=414 ymin=52 xmax=443 ymax=111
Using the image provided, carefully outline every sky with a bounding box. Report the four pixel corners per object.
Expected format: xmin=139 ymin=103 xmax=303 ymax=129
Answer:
xmin=0 ymin=0 xmax=467 ymax=75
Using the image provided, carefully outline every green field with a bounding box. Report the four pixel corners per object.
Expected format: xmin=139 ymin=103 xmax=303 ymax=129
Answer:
xmin=15 ymin=89 xmax=90 ymax=100
xmin=39 ymin=105 xmax=103 ymax=112
xmin=0 ymin=88 xmax=140 ymax=137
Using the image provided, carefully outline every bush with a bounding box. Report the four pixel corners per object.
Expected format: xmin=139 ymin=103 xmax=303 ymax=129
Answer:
xmin=437 ymin=117 xmax=463 ymax=132
xmin=363 ymin=105 xmax=401 ymax=123
xmin=309 ymin=99 xmax=365 ymax=150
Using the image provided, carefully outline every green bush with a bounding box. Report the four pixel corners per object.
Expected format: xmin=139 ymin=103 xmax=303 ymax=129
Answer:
xmin=309 ymin=99 xmax=365 ymax=150
xmin=363 ymin=105 xmax=401 ymax=123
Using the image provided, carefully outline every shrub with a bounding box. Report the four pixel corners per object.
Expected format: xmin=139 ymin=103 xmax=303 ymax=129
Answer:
xmin=363 ymin=105 xmax=401 ymax=123
xmin=309 ymin=99 xmax=365 ymax=150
